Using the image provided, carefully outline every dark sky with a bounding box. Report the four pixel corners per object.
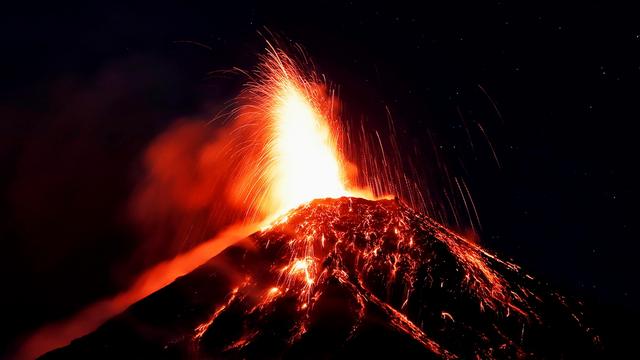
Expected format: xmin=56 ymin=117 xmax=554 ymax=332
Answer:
xmin=1 ymin=1 xmax=638 ymax=357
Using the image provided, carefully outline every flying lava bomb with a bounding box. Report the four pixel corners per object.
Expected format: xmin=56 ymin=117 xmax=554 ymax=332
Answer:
xmin=18 ymin=44 xmax=598 ymax=359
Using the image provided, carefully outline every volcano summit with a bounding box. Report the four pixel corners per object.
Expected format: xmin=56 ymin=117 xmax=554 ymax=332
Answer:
xmin=43 ymin=197 xmax=596 ymax=359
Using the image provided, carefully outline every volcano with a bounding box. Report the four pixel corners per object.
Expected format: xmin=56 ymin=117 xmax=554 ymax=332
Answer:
xmin=42 ymin=197 xmax=597 ymax=359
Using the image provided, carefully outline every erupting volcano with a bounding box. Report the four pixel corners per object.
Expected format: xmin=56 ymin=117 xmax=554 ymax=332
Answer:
xmin=23 ymin=45 xmax=597 ymax=359
xmin=42 ymin=197 xmax=596 ymax=359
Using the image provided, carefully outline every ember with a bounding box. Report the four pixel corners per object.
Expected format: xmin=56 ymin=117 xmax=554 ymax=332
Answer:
xmin=42 ymin=197 xmax=597 ymax=359
xmin=20 ymin=45 xmax=598 ymax=359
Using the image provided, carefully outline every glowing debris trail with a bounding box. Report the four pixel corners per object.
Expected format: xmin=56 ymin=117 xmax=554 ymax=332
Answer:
xmin=232 ymin=46 xmax=360 ymax=220
xmin=18 ymin=46 xmax=363 ymax=360
xmin=16 ymin=223 xmax=260 ymax=360
xmin=269 ymin=82 xmax=349 ymax=213
xmin=181 ymin=197 xmax=589 ymax=358
xmin=17 ymin=46 xmax=597 ymax=360
xmin=39 ymin=197 xmax=596 ymax=359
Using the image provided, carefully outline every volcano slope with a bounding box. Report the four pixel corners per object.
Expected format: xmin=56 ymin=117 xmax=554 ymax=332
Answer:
xmin=43 ymin=197 xmax=598 ymax=359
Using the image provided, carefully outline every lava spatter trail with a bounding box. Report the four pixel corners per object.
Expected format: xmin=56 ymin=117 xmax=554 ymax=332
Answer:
xmin=42 ymin=197 xmax=597 ymax=359
xmin=20 ymin=44 xmax=598 ymax=359
xmin=17 ymin=44 xmax=359 ymax=360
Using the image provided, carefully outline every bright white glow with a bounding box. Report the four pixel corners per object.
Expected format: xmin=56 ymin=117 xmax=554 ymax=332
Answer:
xmin=270 ymin=83 xmax=348 ymax=214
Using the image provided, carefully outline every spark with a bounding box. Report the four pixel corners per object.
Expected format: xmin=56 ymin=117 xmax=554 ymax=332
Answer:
xmin=192 ymin=196 xmax=550 ymax=358
xmin=19 ymin=45 xmax=592 ymax=360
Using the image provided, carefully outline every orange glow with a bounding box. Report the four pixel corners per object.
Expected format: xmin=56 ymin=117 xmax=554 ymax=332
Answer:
xmin=14 ymin=40 xmax=596 ymax=359
xmin=236 ymin=45 xmax=360 ymax=219
xmin=17 ymin=47 xmax=361 ymax=359
xmin=288 ymin=257 xmax=315 ymax=285
xmin=268 ymin=286 xmax=280 ymax=294
xmin=16 ymin=223 xmax=258 ymax=360
xmin=16 ymin=45 xmax=414 ymax=359
xmin=269 ymin=82 xmax=348 ymax=214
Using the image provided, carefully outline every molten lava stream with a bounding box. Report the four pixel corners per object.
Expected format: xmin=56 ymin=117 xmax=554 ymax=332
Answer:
xmin=17 ymin=46 xmax=369 ymax=359
xmin=18 ymin=45 xmax=597 ymax=360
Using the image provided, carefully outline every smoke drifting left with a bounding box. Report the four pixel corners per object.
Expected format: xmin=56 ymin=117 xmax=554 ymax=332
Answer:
xmin=130 ymin=121 xmax=248 ymax=265
xmin=0 ymin=55 xmax=242 ymax=356
xmin=9 ymin=46 xmax=361 ymax=358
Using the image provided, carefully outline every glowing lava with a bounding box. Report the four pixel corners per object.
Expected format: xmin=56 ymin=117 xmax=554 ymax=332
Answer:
xmin=221 ymin=45 xmax=369 ymax=223
xmin=266 ymin=71 xmax=349 ymax=214
xmin=39 ymin=198 xmax=598 ymax=359
xmin=17 ymin=45 xmax=597 ymax=360
xmin=16 ymin=46 xmax=362 ymax=360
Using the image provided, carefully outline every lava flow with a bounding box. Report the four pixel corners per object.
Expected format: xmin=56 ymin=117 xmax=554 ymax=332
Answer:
xmin=41 ymin=197 xmax=597 ymax=359
xmin=20 ymin=45 xmax=597 ymax=359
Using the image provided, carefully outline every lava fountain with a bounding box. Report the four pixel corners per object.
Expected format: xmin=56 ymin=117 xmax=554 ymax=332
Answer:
xmin=16 ymin=45 xmax=365 ymax=359
xmin=236 ymin=47 xmax=354 ymax=217
xmin=17 ymin=45 xmax=597 ymax=359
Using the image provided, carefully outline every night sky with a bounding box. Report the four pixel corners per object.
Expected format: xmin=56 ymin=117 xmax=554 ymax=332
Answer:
xmin=1 ymin=1 xmax=638 ymax=357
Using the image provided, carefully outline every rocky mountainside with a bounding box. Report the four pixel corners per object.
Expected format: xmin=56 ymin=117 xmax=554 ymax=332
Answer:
xmin=44 ymin=197 xmax=598 ymax=359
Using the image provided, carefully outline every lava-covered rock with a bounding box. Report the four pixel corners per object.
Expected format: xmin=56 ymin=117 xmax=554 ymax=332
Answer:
xmin=43 ymin=197 xmax=598 ymax=359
